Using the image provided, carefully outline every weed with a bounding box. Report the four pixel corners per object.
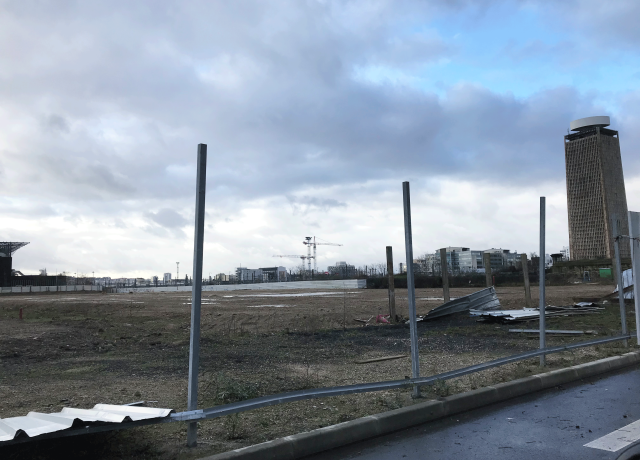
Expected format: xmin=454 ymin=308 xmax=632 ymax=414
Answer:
xmin=432 ymin=379 xmax=451 ymax=397
xmin=201 ymin=372 xmax=260 ymax=405
xmin=224 ymin=413 xmax=244 ymax=439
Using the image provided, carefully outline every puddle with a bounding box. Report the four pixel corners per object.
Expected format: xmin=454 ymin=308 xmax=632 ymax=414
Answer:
xmin=418 ymin=297 xmax=457 ymax=301
xmin=246 ymin=304 xmax=290 ymax=308
xmin=223 ymin=291 xmax=360 ymax=298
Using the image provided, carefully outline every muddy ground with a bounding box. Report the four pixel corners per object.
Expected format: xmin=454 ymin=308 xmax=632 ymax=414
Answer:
xmin=0 ymin=284 xmax=634 ymax=459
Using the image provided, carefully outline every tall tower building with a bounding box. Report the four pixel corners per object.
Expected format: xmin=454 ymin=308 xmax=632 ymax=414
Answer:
xmin=564 ymin=116 xmax=630 ymax=260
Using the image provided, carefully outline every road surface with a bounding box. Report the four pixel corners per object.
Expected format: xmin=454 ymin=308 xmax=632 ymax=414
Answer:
xmin=307 ymin=365 xmax=640 ymax=459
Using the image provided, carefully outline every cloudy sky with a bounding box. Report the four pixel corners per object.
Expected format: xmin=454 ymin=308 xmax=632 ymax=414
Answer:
xmin=1 ymin=0 xmax=639 ymax=278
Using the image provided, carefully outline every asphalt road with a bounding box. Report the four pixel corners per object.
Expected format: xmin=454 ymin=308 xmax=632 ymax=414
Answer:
xmin=306 ymin=365 xmax=640 ymax=460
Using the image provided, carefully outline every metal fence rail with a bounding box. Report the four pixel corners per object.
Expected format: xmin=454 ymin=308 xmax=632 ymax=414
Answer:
xmin=183 ymin=332 xmax=634 ymax=421
xmin=1 ymin=332 xmax=633 ymax=447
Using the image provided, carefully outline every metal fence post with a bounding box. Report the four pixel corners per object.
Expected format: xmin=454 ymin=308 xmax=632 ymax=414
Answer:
xmin=539 ymin=197 xmax=546 ymax=366
xmin=629 ymin=211 xmax=640 ymax=345
xmin=521 ymin=253 xmax=532 ymax=308
xmin=187 ymin=144 xmax=207 ymax=447
xmin=402 ymin=182 xmax=420 ymax=398
xmin=386 ymin=246 xmax=396 ymax=322
xmin=613 ymin=216 xmax=628 ymax=347
xmin=440 ymin=248 xmax=450 ymax=303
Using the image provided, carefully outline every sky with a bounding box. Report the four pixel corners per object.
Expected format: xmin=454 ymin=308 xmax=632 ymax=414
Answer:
xmin=1 ymin=0 xmax=640 ymax=278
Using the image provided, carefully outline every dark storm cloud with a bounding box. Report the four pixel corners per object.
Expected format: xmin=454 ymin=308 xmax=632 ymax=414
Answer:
xmin=0 ymin=0 xmax=626 ymax=210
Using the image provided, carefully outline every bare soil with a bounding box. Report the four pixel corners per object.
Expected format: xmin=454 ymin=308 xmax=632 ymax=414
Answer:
xmin=0 ymin=284 xmax=634 ymax=459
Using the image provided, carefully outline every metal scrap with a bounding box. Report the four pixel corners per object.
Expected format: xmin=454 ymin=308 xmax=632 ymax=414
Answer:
xmin=355 ymin=355 xmax=408 ymax=364
xmin=509 ymin=329 xmax=597 ymax=335
xmin=419 ymin=286 xmax=501 ymax=321
xmin=613 ymin=269 xmax=635 ymax=300
xmin=0 ymin=404 xmax=173 ymax=442
xmin=471 ymin=303 xmax=603 ymax=323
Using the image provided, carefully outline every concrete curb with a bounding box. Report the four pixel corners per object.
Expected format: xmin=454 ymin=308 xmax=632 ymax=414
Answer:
xmin=200 ymin=351 xmax=640 ymax=460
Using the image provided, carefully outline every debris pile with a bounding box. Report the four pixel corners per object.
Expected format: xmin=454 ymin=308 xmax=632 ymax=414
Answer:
xmin=416 ymin=286 xmax=500 ymax=322
xmin=470 ymin=302 xmax=603 ymax=323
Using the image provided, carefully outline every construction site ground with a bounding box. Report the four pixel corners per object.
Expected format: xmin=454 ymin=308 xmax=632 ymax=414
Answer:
xmin=0 ymin=284 xmax=634 ymax=459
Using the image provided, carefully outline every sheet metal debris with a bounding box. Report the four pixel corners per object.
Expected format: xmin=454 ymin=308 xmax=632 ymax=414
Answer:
xmin=0 ymin=404 xmax=173 ymax=442
xmin=471 ymin=303 xmax=603 ymax=323
xmin=613 ymin=269 xmax=635 ymax=300
xmin=417 ymin=286 xmax=500 ymax=321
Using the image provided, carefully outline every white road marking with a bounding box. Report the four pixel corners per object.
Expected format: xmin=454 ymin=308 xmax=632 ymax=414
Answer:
xmin=585 ymin=419 xmax=640 ymax=452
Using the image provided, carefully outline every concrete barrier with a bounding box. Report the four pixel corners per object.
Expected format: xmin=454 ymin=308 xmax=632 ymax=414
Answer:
xmin=0 ymin=285 xmax=101 ymax=294
xmin=201 ymin=351 xmax=640 ymax=460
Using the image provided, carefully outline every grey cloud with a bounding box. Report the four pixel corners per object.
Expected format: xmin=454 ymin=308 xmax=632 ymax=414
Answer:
xmin=45 ymin=114 xmax=70 ymax=133
xmin=287 ymin=196 xmax=347 ymax=215
xmin=146 ymin=208 xmax=188 ymax=228
xmin=529 ymin=0 xmax=640 ymax=50
xmin=0 ymin=0 xmax=632 ymax=212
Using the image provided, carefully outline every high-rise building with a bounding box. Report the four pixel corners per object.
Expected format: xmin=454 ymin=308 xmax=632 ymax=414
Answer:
xmin=564 ymin=116 xmax=630 ymax=260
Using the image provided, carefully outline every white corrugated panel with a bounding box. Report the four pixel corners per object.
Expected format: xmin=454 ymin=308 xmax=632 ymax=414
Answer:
xmin=0 ymin=404 xmax=173 ymax=442
xmin=613 ymin=269 xmax=635 ymax=300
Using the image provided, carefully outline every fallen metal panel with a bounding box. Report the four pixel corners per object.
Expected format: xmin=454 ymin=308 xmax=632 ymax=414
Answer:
xmin=0 ymin=404 xmax=172 ymax=443
xmin=614 ymin=269 xmax=635 ymax=300
xmin=424 ymin=286 xmax=500 ymax=320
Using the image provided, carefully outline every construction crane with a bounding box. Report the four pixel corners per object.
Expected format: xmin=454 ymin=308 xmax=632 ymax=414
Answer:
xmin=302 ymin=237 xmax=343 ymax=273
xmin=273 ymin=255 xmax=312 ymax=279
xmin=273 ymin=254 xmax=311 ymax=265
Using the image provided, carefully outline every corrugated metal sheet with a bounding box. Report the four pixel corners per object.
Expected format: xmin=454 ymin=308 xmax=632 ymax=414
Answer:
xmin=422 ymin=286 xmax=500 ymax=320
xmin=613 ymin=269 xmax=635 ymax=300
xmin=0 ymin=404 xmax=173 ymax=442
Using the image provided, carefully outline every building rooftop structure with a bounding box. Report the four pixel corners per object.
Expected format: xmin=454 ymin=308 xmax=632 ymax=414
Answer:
xmin=0 ymin=242 xmax=29 ymax=257
xmin=569 ymin=116 xmax=610 ymax=131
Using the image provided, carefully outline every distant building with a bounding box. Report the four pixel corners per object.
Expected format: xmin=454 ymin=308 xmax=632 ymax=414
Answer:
xmin=236 ymin=267 xmax=262 ymax=282
xmin=398 ymin=262 xmax=406 ymax=274
xmin=424 ymin=247 xmax=519 ymax=274
xmin=565 ymin=116 xmax=630 ymax=260
xmin=560 ymin=246 xmax=570 ymax=261
xmin=328 ymin=261 xmax=357 ymax=278
xmin=163 ymin=273 xmax=172 ymax=284
xmin=259 ymin=266 xmax=287 ymax=282
xmin=234 ymin=266 xmax=286 ymax=283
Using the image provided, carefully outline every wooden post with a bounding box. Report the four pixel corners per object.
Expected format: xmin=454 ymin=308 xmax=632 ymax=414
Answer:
xmin=483 ymin=252 xmax=492 ymax=287
xmin=521 ymin=253 xmax=531 ymax=308
xmin=440 ymin=248 xmax=450 ymax=303
xmin=386 ymin=246 xmax=396 ymax=322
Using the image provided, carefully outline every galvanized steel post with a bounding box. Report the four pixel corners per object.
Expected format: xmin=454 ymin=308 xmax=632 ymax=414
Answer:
xmin=402 ymin=182 xmax=420 ymax=398
xmin=521 ymin=253 xmax=532 ymax=308
xmin=629 ymin=211 xmax=640 ymax=345
xmin=187 ymin=144 xmax=207 ymax=447
xmin=440 ymin=248 xmax=450 ymax=303
xmin=612 ymin=216 xmax=628 ymax=347
xmin=539 ymin=197 xmax=546 ymax=366
xmin=386 ymin=246 xmax=396 ymax=322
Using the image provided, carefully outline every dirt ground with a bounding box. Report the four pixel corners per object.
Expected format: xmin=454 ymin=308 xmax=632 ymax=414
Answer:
xmin=0 ymin=284 xmax=635 ymax=459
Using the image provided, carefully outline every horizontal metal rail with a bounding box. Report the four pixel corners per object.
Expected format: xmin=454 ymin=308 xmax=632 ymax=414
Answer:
xmin=1 ymin=332 xmax=633 ymax=446
xmin=184 ymin=332 xmax=634 ymax=421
